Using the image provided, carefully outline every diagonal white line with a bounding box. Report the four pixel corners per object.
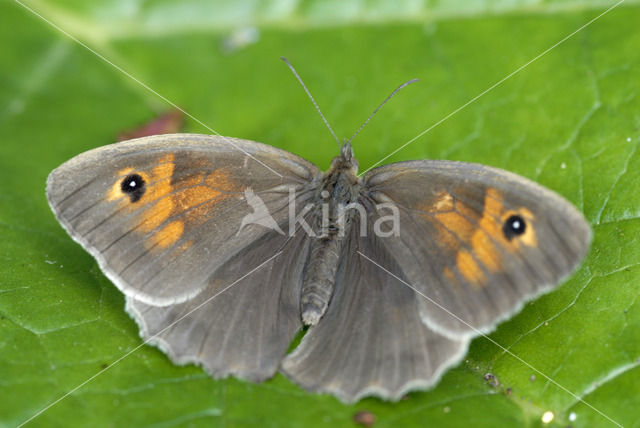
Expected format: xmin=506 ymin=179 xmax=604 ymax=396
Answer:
xmin=17 ymin=251 xmax=283 ymax=428
xmin=13 ymin=0 xmax=283 ymax=178
xmin=357 ymin=250 xmax=622 ymax=427
xmin=360 ymin=0 xmax=626 ymax=176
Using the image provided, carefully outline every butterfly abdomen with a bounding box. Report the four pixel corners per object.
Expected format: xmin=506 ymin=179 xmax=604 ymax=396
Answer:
xmin=300 ymin=159 xmax=361 ymax=325
xmin=301 ymin=236 xmax=343 ymax=325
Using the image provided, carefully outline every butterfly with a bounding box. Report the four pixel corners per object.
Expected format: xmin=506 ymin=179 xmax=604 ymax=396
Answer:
xmin=46 ymin=61 xmax=591 ymax=402
xmin=46 ymin=130 xmax=591 ymax=402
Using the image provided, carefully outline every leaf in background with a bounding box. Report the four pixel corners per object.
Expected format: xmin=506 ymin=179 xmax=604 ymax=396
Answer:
xmin=117 ymin=109 xmax=183 ymax=141
xmin=1 ymin=0 xmax=639 ymax=427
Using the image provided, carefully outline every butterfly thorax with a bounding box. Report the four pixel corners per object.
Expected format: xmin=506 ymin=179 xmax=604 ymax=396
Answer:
xmin=300 ymin=144 xmax=362 ymax=325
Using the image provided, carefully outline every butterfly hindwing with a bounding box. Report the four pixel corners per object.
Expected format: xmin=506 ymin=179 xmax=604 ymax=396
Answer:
xmin=126 ymin=228 xmax=310 ymax=381
xmin=281 ymin=217 xmax=468 ymax=402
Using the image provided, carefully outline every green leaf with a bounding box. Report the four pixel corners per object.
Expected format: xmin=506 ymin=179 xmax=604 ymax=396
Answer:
xmin=1 ymin=0 xmax=639 ymax=426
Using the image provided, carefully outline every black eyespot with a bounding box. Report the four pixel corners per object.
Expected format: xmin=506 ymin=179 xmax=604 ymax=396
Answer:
xmin=503 ymin=214 xmax=526 ymax=240
xmin=120 ymin=173 xmax=146 ymax=203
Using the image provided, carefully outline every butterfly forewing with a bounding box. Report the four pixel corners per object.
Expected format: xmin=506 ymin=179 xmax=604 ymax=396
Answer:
xmin=46 ymin=134 xmax=321 ymax=306
xmin=363 ymin=160 xmax=591 ymax=337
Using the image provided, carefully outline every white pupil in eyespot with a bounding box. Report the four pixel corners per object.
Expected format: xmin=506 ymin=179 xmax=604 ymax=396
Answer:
xmin=512 ymin=219 xmax=521 ymax=229
xmin=129 ymin=181 xmax=137 ymax=187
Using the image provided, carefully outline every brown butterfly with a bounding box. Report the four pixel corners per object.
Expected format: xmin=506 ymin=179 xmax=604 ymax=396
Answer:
xmin=46 ymin=63 xmax=591 ymax=402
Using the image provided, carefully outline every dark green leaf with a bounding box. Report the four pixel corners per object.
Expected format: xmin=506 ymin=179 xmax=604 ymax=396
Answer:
xmin=1 ymin=1 xmax=639 ymax=427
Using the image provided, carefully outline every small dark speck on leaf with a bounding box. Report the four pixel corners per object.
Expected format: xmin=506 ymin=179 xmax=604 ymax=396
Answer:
xmin=484 ymin=373 xmax=500 ymax=387
xmin=353 ymin=410 xmax=376 ymax=427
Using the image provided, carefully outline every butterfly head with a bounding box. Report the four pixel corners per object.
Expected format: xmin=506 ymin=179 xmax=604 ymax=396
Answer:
xmin=329 ymin=141 xmax=358 ymax=175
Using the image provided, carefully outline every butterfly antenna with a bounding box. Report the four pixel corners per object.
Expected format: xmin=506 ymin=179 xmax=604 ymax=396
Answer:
xmin=281 ymin=57 xmax=341 ymax=149
xmin=347 ymin=78 xmax=419 ymax=145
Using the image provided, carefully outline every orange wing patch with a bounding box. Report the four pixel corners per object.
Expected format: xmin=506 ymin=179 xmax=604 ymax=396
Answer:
xmin=105 ymin=154 xmax=241 ymax=252
xmin=418 ymin=187 xmax=538 ymax=288
xmin=463 ymin=189 xmax=538 ymax=286
xmin=173 ymin=186 xmax=223 ymax=211
xmin=418 ymin=191 xmax=490 ymax=286
xmin=456 ymin=250 xmax=486 ymax=284
xmin=137 ymin=154 xmax=177 ymax=232
xmin=470 ymin=188 xmax=504 ymax=275
xmin=149 ymin=220 xmax=184 ymax=249
xmin=418 ymin=191 xmax=475 ymax=252
xmin=205 ymin=169 xmax=241 ymax=192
